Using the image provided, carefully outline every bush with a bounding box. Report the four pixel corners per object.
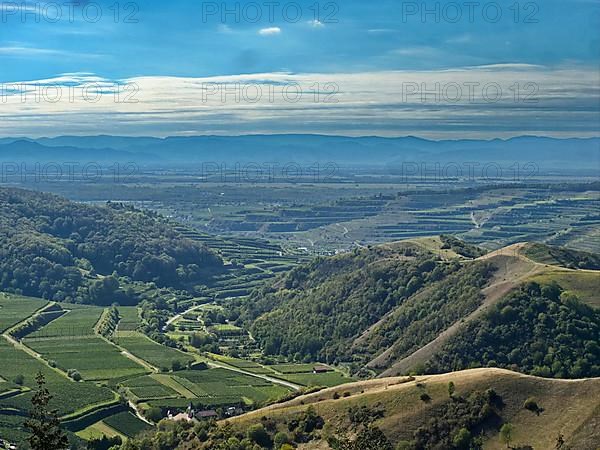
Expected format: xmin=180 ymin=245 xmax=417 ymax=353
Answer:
xmin=274 ymin=431 xmax=291 ymax=448
xmin=144 ymin=407 xmax=163 ymax=423
xmin=13 ymin=374 xmax=25 ymax=385
xmin=247 ymin=424 xmax=271 ymax=447
xmin=67 ymin=369 xmax=82 ymax=381
xmin=523 ymin=397 xmax=543 ymax=415
xmin=420 ymin=392 xmax=431 ymax=402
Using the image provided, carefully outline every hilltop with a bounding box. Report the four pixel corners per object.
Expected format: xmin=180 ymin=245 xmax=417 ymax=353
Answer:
xmin=226 ymin=368 xmax=600 ymax=449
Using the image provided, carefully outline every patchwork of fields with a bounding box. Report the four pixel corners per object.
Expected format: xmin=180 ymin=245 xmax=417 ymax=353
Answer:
xmin=208 ymin=355 xmax=355 ymax=388
xmin=22 ymin=305 xmax=148 ymax=381
xmin=1 ymin=293 xmax=337 ymax=444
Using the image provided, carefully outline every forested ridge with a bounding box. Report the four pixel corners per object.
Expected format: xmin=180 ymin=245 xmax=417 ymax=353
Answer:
xmin=426 ymin=281 xmax=600 ymax=378
xmin=0 ymin=188 xmax=222 ymax=304
xmin=242 ymin=243 xmax=495 ymax=366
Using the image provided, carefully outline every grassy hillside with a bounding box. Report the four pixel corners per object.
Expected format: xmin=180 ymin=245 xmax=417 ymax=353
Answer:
xmin=118 ymin=368 xmax=599 ymax=450
xmin=522 ymin=242 xmax=600 ymax=269
xmin=228 ymin=369 xmax=600 ymax=450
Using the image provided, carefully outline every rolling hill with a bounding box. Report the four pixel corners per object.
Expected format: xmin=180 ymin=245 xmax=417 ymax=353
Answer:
xmin=121 ymin=368 xmax=600 ymax=450
xmin=238 ymin=239 xmax=599 ymax=379
xmin=0 ymin=187 xmax=223 ymax=304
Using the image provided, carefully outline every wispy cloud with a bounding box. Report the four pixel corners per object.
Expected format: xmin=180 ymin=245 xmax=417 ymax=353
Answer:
xmin=0 ymin=44 xmax=103 ymax=59
xmin=445 ymin=34 xmax=472 ymax=45
xmin=308 ymin=20 xmax=325 ymax=28
xmin=367 ymin=29 xmax=396 ymax=34
xmin=217 ymin=24 xmax=234 ymax=34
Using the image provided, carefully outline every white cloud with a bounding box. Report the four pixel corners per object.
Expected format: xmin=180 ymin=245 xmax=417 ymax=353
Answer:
xmin=258 ymin=27 xmax=281 ymax=36
xmin=0 ymin=66 xmax=598 ymax=139
xmin=308 ymin=20 xmax=324 ymax=28
xmin=367 ymin=29 xmax=396 ymax=34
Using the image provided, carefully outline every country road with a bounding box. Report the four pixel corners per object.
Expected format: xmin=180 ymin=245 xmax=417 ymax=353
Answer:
xmin=166 ymin=304 xmax=206 ymax=326
xmin=204 ymin=358 xmax=302 ymax=391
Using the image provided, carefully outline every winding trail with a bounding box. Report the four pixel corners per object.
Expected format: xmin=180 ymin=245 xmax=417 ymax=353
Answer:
xmin=376 ymin=245 xmax=547 ymax=377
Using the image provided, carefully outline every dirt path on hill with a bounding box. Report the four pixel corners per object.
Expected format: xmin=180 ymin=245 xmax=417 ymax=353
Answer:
xmin=376 ymin=254 xmax=544 ymax=377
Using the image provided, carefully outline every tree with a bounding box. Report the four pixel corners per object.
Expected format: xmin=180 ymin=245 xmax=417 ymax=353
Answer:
xmin=25 ymin=372 xmax=69 ymax=450
xmin=338 ymin=426 xmax=393 ymax=450
xmin=448 ymin=381 xmax=456 ymax=398
xmin=523 ymin=397 xmax=543 ymax=415
xmin=274 ymin=431 xmax=291 ymax=448
xmin=452 ymin=428 xmax=472 ymax=449
xmin=14 ymin=374 xmax=25 ymax=385
xmin=499 ymin=423 xmax=514 ymax=449
xmin=247 ymin=424 xmax=271 ymax=447
xmin=144 ymin=407 xmax=163 ymax=422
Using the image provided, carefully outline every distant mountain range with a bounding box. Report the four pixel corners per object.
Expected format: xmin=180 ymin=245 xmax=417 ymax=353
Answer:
xmin=0 ymin=135 xmax=598 ymax=170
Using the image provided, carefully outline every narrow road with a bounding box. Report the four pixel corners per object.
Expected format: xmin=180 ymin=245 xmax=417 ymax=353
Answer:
xmin=128 ymin=400 xmax=154 ymax=425
xmin=166 ymin=304 xmax=207 ymax=326
xmin=204 ymin=358 xmax=302 ymax=391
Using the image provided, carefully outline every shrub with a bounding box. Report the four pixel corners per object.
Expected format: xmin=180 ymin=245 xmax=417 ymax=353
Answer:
xmin=247 ymin=424 xmax=271 ymax=447
xmin=523 ymin=397 xmax=543 ymax=415
xmin=67 ymin=369 xmax=82 ymax=381
xmin=144 ymin=407 xmax=163 ymax=423
xmin=14 ymin=374 xmax=25 ymax=385
xmin=274 ymin=431 xmax=291 ymax=448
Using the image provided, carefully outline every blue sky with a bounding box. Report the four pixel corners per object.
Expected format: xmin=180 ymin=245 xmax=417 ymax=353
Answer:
xmin=0 ymin=0 xmax=599 ymax=137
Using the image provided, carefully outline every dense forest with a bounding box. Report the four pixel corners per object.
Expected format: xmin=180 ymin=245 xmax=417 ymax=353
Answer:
xmin=243 ymin=243 xmax=494 ymax=365
xmin=426 ymin=281 xmax=600 ymax=378
xmin=248 ymin=244 xmax=441 ymax=362
xmin=0 ymin=188 xmax=222 ymax=304
xmin=356 ymin=260 xmax=495 ymax=367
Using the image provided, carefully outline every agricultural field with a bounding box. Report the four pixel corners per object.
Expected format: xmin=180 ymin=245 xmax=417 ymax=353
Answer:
xmin=272 ymin=371 xmax=353 ymax=388
xmin=0 ymin=338 xmax=116 ymax=417
xmin=206 ymin=356 xmax=355 ymax=387
xmin=116 ymin=332 xmax=195 ymax=371
xmin=25 ymin=336 xmax=148 ymax=381
xmin=58 ymin=178 xmax=598 ymax=257
xmin=20 ymin=304 xmax=148 ymax=380
xmin=26 ymin=306 xmax=103 ymax=338
xmin=121 ymin=375 xmax=180 ymax=401
xmin=117 ymin=307 xmax=143 ymax=331
xmin=140 ymin=368 xmax=291 ymax=409
xmin=0 ymin=294 xmax=47 ymax=333
xmin=103 ymin=411 xmax=152 ymax=438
